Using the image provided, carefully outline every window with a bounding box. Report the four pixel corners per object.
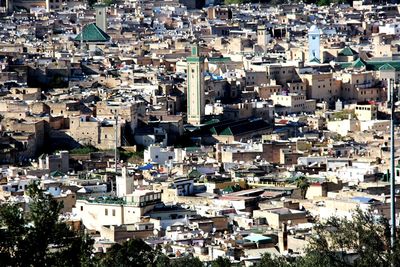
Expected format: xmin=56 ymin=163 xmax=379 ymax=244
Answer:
xmin=112 ymin=209 xmax=116 ymax=216
xmin=105 ymin=209 xmax=108 ymax=216
xmin=80 ymin=206 xmax=83 ymax=211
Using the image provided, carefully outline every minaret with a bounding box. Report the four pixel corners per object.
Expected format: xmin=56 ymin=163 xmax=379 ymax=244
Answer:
xmin=187 ymin=44 xmax=205 ymax=125
xmin=308 ymin=25 xmax=321 ymax=61
xmin=257 ymin=25 xmax=270 ymax=47
xmin=94 ymin=3 xmax=107 ymax=32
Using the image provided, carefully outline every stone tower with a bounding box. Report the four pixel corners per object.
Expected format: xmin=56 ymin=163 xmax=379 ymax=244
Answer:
xmin=187 ymin=44 xmax=205 ymax=125
xmin=94 ymin=3 xmax=107 ymax=32
xmin=257 ymin=25 xmax=271 ymax=47
xmin=308 ymin=25 xmax=321 ymax=61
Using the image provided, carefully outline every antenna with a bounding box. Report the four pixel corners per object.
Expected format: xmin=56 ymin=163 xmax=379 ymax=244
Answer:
xmin=114 ymin=109 xmax=119 ymax=192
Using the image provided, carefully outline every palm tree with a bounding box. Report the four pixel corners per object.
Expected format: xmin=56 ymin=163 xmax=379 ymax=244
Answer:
xmin=295 ymin=176 xmax=310 ymax=199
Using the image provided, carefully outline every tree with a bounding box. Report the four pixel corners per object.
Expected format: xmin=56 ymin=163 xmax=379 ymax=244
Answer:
xmin=99 ymin=238 xmax=156 ymax=267
xmin=295 ymin=176 xmax=310 ymax=199
xmin=211 ymin=256 xmax=232 ymax=267
xmin=254 ymin=209 xmax=400 ymax=267
xmin=0 ymin=182 xmax=94 ymax=267
xmin=224 ymin=0 xmax=245 ymax=4
xmin=255 ymin=253 xmax=292 ymax=267
xmin=170 ymin=255 xmax=203 ymax=267
xmin=302 ymin=209 xmax=400 ymax=267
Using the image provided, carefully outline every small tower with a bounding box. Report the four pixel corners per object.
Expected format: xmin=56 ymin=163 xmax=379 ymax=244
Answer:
xmin=257 ymin=25 xmax=271 ymax=47
xmin=308 ymin=25 xmax=321 ymax=61
xmin=187 ymin=44 xmax=205 ymax=125
xmin=278 ymin=223 xmax=288 ymax=253
xmin=94 ymin=3 xmax=107 ymax=32
xmin=116 ymin=166 xmax=134 ymax=197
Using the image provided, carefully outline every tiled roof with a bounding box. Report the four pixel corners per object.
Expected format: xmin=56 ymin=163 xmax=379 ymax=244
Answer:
xmin=212 ymin=119 xmax=272 ymax=136
xmin=74 ymin=23 xmax=110 ymax=42
xmin=379 ymin=63 xmax=396 ymax=71
xmin=336 ymin=58 xmax=400 ymax=71
xmin=338 ymin=47 xmax=358 ymax=57
xmin=309 ymin=57 xmax=321 ymax=64
xmin=207 ymin=57 xmax=232 ymax=63
xmin=352 ymin=58 xmax=366 ymax=69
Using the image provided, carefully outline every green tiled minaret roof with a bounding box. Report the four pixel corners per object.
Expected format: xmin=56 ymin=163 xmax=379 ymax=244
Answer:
xmin=338 ymin=47 xmax=358 ymax=57
xmin=309 ymin=57 xmax=321 ymax=64
xmin=352 ymin=58 xmax=366 ymax=69
xmin=74 ymin=23 xmax=110 ymax=42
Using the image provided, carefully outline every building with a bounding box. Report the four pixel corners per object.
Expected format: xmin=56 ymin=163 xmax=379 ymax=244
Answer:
xmin=94 ymin=3 xmax=107 ymax=32
xmin=74 ymin=190 xmax=162 ymax=231
xmin=257 ymin=25 xmax=271 ymax=48
xmin=270 ymin=93 xmax=316 ymax=114
xmin=38 ymin=151 xmax=69 ymax=173
xmin=187 ymin=45 xmax=205 ymax=125
xmin=308 ymin=25 xmax=320 ymax=61
xmin=354 ymin=103 xmax=378 ymax=121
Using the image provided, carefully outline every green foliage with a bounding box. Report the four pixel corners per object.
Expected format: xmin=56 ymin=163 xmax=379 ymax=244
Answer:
xmin=119 ymin=148 xmax=144 ymax=163
xmin=224 ymin=0 xmax=245 ymax=4
xmin=331 ymin=109 xmax=356 ymax=121
xmin=99 ymin=238 xmax=157 ymax=267
xmin=70 ymin=145 xmax=99 ymax=155
xmin=0 ymin=182 xmax=94 ymax=267
xmin=254 ymin=209 xmax=400 ymax=267
xmin=295 ymin=176 xmax=310 ymax=199
xmin=316 ymin=0 xmax=331 ymax=5
xmin=170 ymin=255 xmax=203 ymax=267
xmin=255 ymin=253 xmax=293 ymax=267
xmin=211 ymin=256 xmax=232 ymax=267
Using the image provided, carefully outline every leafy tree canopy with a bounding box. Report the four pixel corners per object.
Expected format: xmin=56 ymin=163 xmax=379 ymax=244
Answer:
xmin=0 ymin=182 xmax=94 ymax=267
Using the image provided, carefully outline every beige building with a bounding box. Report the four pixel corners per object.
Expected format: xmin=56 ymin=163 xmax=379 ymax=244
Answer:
xmin=9 ymin=87 xmax=41 ymax=101
xmin=266 ymin=64 xmax=297 ymax=85
xmin=255 ymin=84 xmax=282 ymax=99
xmin=340 ymin=71 xmax=384 ymax=102
xmin=253 ymin=208 xmax=308 ymax=229
xmin=68 ymin=116 xmax=122 ymax=150
xmin=301 ymin=72 xmax=340 ymax=103
xmin=355 ymin=104 xmax=377 ymax=121
xmin=95 ymin=101 xmax=139 ymax=132
xmin=270 ymin=93 xmax=316 ymax=114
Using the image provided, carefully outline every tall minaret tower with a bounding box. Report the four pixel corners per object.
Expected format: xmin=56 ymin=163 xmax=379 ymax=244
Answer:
xmin=308 ymin=25 xmax=321 ymax=61
xmin=257 ymin=25 xmax=271 ymax=47
xmin=94 ymin=3 xmax=107 ymax=32
xmin=187 ymin=44 xmax=205 ymax=125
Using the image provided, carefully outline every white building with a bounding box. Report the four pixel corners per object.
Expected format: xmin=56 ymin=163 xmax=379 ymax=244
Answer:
xmin=74 ymin=190 xmax=162 ymax=231
xmin=270 ymin=93 xmax=316 ymax=114
xmin=144 ymin=145 xmax=177 ymax=165
xmin=336 ymin=162 xmax=378 ymax=183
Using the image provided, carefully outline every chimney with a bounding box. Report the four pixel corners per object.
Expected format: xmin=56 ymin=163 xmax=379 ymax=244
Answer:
xmin=278 ymin=222 xmax=288 ymax=253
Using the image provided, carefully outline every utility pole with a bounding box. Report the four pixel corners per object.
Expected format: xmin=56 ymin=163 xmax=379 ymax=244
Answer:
xmin=390 ymin=78 xmax=396 ymax=249
xmin=115 ymin=109 xmax=119 ymax=175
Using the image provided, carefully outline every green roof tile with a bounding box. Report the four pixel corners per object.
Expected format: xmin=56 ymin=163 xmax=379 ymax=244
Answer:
xmin=74 ymin=23 xmax=110 ymax=42
xmin=338 ymin=47 xmax=358 ymax=57
xmin=352 ymin=58 xmax=366 ymax=69
xmin=220 ymin=127 xmax=233 ymax=136
xmin=379 ymin=63 xmax=396 ymax=71
xmin=208 ymin=57 xmax=232 ymax=63
xmin=337 ymin=60 xmax=400 ymax=71
xmin=309 ymin=57 xmax=321 ymax=64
